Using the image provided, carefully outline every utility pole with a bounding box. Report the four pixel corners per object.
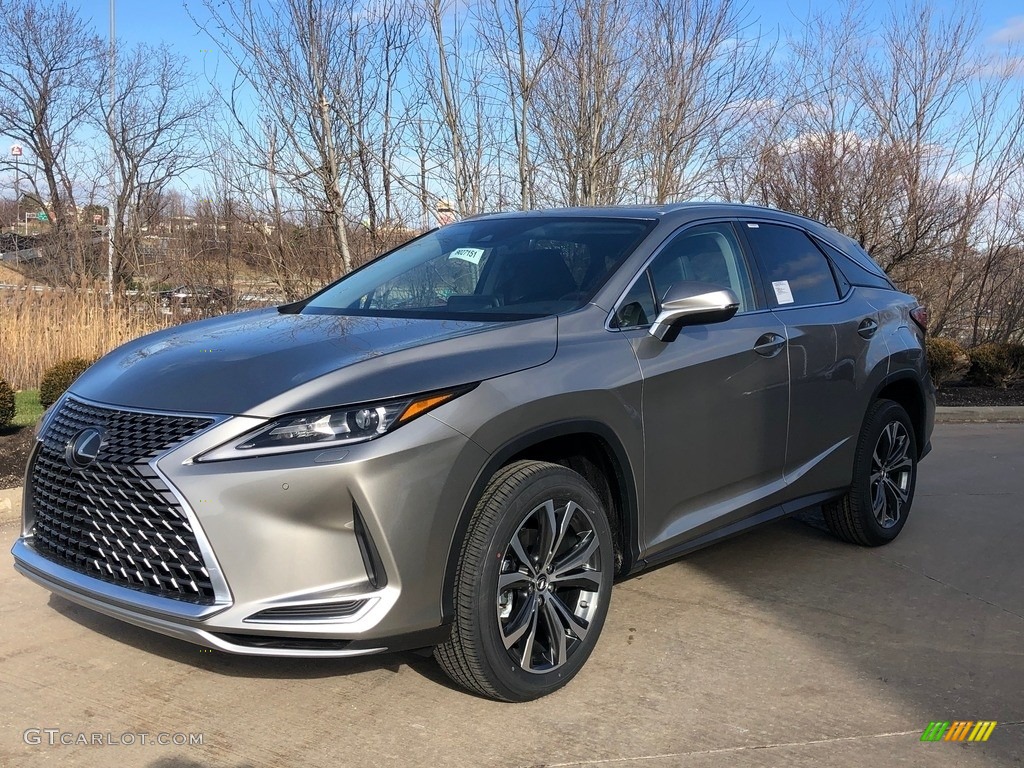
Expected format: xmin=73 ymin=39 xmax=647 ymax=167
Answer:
xmin=10 ymin=145 xmax=22 ymax=233
xmin=106 ymin=0 xmax=116 ymax=301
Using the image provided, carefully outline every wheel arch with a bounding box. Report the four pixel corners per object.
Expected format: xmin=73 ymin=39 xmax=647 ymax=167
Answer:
xmin=441 ymin=420 xmax=640 ymax=623
xmin=871 ymin=371 xmax=928 ymax=458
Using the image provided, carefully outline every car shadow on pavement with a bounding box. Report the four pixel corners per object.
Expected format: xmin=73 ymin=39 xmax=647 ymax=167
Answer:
xmin=662 ymin=497 xmax=1023 ymax=766
xmin=45 ymin=593 xmax=460 ymax=688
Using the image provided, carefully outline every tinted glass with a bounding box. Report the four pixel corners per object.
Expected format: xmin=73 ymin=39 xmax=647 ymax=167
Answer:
xmin=813 ymin=239 xmax=851 ymax=295
xmin=302 ymin=217 xmax=655 ymax=320
xmin=648 ymin=223 xmax=756 ymax=312
xmin=614 ymin=273 xmax=657 ymax=328
xmin=816 ymin=237 xmax=892 ymax=290
xmin=743 ymin=223 xmax=840 ymax=307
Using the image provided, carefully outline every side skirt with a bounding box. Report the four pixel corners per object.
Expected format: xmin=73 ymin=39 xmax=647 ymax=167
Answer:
xmin=630 ymin=488 xmax=847 ymax=575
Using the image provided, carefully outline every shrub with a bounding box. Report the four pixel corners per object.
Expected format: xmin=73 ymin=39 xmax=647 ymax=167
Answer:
xmin=0 ymin=379 xmax=14 ymax=429
xmin=925 ymin=338 xmax=969 ymax=387
xmin=967 ymin=343 xmax=1024 ymax=388
xmin=1009 ymin=343 xmax=1024 ymax=373
xmin=39 ymin=357 xmax=96 ymax=408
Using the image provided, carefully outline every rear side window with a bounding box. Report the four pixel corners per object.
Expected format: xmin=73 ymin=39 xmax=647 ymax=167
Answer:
xmin=743 ymin=223 xmax=840 ymax=307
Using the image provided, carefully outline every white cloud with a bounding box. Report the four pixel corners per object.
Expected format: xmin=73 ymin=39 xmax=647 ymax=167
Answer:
xmin=990 ymin=16 xmax=1024 ymax=45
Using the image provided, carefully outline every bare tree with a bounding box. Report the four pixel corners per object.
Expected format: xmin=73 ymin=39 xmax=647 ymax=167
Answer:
xmin=196 ymin=0 xmax=366 ymax=273
xmin=531 ymin=0 xmax=648 ymax=205
xmin=0 ymin=0 xmax=102 ymax=273
xmin=97 ymin=42 xmax=212 ymax=281
xmin=416 ymin=0 xmax=500 ymax=216
xmin=638 ymin=0 xmax=768 ymax=203
xmin=333 ymin=0 xmax=418 ymax=240
xmin=728 ymin=0 xmax=1024 ymax=342
xmin=472 ymin=0 xmax=565 ymax=209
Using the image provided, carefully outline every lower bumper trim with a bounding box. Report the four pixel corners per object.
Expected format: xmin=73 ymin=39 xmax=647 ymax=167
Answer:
xmin=213 ymin=633 xmax=354 ymax=652
xmin=14 ymin=551 xmax=387 ymax=658
xmin=14 ymin=537 xmax=450 ymax=659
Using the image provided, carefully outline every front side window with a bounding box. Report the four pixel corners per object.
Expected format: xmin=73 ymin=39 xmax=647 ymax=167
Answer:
xmin=301 ymin=217 xmax=655 ymax=320
xmin=648 ymin=223 xmax=757 ymax=312
xmin=743 ymin=223 xmax=841 ymax=307
xmin=613 ymin=222 xmax=757 ymax=329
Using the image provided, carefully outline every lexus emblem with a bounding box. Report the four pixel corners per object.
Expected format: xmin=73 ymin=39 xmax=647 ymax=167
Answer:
xmin=66 ymin=427 xmax=105 ymax=468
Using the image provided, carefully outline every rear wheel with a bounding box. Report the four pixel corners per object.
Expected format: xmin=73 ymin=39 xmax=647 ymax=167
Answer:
xmin=823 ymin=399 xmax=918 ymax=546
xmin=435 ymin=460 xmax=614 ymax=701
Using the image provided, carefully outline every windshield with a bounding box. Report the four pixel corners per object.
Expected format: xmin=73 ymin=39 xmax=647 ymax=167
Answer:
xmin=300 ymin=217 xmax=656 ymax=320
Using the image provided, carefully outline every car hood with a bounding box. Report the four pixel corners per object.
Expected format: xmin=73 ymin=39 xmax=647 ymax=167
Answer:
xmin=71 ymin=308 xmax=557 ymax=416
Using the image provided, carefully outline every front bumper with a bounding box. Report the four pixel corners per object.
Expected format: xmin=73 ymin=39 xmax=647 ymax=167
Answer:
xmin=12 ymin=397 xmax=488 ymax=657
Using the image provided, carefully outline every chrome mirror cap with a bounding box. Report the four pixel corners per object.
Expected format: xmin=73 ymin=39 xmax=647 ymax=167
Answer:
xmin=649 ymin=282 xmax=740 ymax=341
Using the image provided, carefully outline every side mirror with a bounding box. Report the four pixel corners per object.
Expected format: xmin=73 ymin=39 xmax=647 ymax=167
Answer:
xmin=649 ymin=281 xmax=740 ymax=342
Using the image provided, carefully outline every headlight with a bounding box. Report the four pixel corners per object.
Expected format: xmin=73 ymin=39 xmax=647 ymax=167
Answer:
xmin=197 ymin=387 xmax=471 ymax=461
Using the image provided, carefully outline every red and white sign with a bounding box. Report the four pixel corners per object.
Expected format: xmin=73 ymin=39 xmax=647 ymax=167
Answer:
xmin=10 ymin=145 xmax=23 ymax=157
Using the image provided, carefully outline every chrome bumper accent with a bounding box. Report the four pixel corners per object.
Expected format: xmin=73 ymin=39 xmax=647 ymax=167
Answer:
xmin=13 ymin=540 xmax=386 ymax=658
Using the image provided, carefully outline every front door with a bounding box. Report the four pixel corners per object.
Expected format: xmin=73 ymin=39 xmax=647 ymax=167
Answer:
xmin=611 ymin=221 xmax=791 ymax=557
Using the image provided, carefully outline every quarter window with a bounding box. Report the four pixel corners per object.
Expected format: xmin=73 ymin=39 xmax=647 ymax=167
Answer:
xmin=613 ymin=273 xmax=657 ymax=328
xmin=743 ymin=223 xmax=841 ymax=307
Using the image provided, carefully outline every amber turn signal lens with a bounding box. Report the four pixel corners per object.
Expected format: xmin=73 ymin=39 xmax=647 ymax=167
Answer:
xmin=398 ymin=392 xmax=456 ymax=424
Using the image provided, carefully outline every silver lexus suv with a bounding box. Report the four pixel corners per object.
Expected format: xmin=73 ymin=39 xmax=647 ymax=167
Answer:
xmin=12 ymin=204 xmax=934 ymax=701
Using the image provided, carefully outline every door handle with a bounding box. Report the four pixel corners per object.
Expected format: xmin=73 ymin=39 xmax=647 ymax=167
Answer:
xmin=858 ymin=318 xmax=879 ymax=339
xmin=754 ymin=333 xmax=786 ymax=357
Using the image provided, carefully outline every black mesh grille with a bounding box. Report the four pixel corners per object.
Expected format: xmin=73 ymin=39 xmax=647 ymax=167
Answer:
xmin=28 ymin=397 xmax=218 ymax=603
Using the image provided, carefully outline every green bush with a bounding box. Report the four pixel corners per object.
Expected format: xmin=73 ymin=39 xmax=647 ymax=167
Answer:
xmin=39 ymin=357 xmax=96 ymax=408
xmin=1010 ymin=343 xmax=1024 ymax=374
xmin=925 ymin=338 xmax=969 ymax=387
xmin=967 ymin=343 xmax=1024 ymax=388
xmin=0 ymin=379 xmax=14 ymax=429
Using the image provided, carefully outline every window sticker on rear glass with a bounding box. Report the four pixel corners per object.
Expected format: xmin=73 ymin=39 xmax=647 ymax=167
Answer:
xmin=772 ymin=280 xmax=795 ymax=304
xmin=448 ymin=248 xmax=484 ymax=265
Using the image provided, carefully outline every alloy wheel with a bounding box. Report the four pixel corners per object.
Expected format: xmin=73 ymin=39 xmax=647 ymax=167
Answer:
xmin=870 ymin=421 xmax=913 ymax=528
xmin=496 ymin=499 xmax=606 ymax=674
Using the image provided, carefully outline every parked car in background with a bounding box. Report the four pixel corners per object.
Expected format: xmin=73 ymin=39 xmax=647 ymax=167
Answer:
xmin=12 ymin=203 xmax=934 ymax=701
xmin=158 ymin=284 xmax=231 ymax=313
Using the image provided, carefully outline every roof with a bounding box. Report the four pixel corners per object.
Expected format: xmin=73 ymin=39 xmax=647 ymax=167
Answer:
xmin=460 ymin=202 xmax=854 ymax=251
xmin=467 ymin=202 xmax=827 ymax=224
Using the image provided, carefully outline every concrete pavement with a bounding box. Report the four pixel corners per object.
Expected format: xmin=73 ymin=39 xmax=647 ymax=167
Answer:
xmin=0 ymin=486 xmax=18 ymax=524
xmin=1 ymin=423 xmax=1022 ymax=767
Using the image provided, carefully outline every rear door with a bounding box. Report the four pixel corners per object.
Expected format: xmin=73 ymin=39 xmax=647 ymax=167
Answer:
xmin=739 ymin=221 xmax=880 ymax=496
xmin=611 ymin=221 xmax=791 ymax=556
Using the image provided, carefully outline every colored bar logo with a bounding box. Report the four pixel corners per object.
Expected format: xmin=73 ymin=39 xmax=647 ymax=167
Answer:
xmin=921 ymin=721 xmax=997 ymax=742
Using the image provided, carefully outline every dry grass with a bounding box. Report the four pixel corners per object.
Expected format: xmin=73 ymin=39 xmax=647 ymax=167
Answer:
xmin=0 ymin=282 xmax=171 ymax=390
xmin=0 ymin=263 xmax=28 ymax=285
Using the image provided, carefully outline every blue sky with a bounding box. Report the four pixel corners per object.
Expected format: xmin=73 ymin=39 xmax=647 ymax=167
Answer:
xmin=80 ymin=0 xmax=1024 ymax=71
xmin=5 ymin=0 xmax=1020 ymax=205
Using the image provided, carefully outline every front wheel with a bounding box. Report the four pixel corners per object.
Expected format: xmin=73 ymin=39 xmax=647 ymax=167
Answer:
xmin=823 ymin=399 xmax=918 ymax=546
xmin=435 ymin=460 xmax=614 ymax=701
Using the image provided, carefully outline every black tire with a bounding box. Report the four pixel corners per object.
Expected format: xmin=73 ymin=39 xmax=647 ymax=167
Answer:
xmin=823 ymin=399 xmax=918 ymax=546
xmin=435 ymin=460 xmax=614 ymax=701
